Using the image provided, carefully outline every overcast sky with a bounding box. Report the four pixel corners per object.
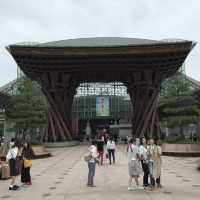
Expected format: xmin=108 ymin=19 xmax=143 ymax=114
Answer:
xmin=0 ymin=0 xmax=199 ymax=87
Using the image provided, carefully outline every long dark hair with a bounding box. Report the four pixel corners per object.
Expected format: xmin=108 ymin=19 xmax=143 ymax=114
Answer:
xmin=127 ymin=138 xmax=135 ymax=152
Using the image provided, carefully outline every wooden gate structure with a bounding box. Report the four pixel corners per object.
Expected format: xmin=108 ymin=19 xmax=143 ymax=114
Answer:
xmin=7 ymin=37 xmax=195 ymax=142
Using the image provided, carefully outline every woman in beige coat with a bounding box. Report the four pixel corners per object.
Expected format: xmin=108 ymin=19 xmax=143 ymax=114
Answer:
xmin=147 ymin=139 xmax=162 ymax=188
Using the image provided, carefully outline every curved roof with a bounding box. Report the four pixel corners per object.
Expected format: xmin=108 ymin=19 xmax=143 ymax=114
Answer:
xmin=38 ymin=37 xmax=160 ymax=47
xmin=9 ymin=37 xmax=191 ymax=48
xmin=7 ymin=37 xmax=195 ymax=83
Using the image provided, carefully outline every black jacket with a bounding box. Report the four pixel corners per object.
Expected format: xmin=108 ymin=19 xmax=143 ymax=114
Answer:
xmin=22 ymin=147 xmax=34 ymax=160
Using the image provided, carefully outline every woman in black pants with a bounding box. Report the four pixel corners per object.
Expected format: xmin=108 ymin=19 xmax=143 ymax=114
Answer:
xmin=139 ymin=139 xmax=149 ymax=188
xmin=21 ymin=141 xmax=34 ymax=185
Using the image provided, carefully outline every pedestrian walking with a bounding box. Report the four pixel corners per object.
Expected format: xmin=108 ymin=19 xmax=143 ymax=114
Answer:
xmin=6 ymin=139 xmax=20 ymax=190
xmin=87 ymin=140 xmax=98 ymax=187
xmin=106 ymin=137 xmax=116 ymax=164
xmin=127 ymin=138 xmax=143 ymax=190
xmin=21 ymin=141 xmax=34 ymax=185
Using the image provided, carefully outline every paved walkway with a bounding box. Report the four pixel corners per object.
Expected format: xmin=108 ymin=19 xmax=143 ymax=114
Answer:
xmin=0 ymin=145 xmax=200 ymax=200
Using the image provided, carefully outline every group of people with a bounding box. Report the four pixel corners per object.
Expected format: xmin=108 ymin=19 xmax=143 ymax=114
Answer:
xmin=127 ymin=138 xmax=162 ymax=190
xmin=87 ymin=135 xmax=116 ymax=187
xmin=6 ymin=138 xmax=34 ymax=190
xmin=86 ymin=136 xmax=162 ymax=190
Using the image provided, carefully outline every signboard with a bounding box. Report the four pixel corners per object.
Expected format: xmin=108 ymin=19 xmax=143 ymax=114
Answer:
xmin=96 ymin=96 xmax=110 ymax=117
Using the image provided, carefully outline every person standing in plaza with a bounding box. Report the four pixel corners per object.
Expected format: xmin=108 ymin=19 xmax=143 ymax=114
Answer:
xmin=21 ymin=141 xmax=34 ymax=185
xmin=155 ymin=139 xmax=162 ymax=187
xmin=127 ymin=138 xmax=143 ymax=190
xmin=147 ymin=139 xmax=162 ymax=188
xmin=139 ymin=138 xmax=149 ymax=188
xmin=106 ymin=137 xmax=116 ymax=165
xmin=6 ymin=140 xmax=19 ymax=190
xmin=87 ymin=140 xmax=98 ymax=187
xmin=96 ymin=137 xmax=104 ymax=165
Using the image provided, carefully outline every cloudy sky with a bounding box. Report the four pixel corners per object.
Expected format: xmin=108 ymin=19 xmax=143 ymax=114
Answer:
xmin=0 ymin=0 xmax=199 ymax=87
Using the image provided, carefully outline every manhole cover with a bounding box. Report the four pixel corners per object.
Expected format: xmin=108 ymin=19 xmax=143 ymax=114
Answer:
xmin=1 ymin=196 xmax=10 ymax=199
xmin=49 ymin=187 xmax=56 ymax=190
xmin=176 ymin=175 xmax=183 ymax=177
xmin=58 ymin=177 xmax=64 ymax=179
xmin=42 ymin=193 xmax=51 ymax=198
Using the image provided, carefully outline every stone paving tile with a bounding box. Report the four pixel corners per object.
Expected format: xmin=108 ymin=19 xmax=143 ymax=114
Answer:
xmin=0 ymin=145 xmax=200 ymax=200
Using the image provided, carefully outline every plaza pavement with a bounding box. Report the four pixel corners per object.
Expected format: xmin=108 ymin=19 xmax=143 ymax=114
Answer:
xmin=0 ymin=145 xmax=200 ymax=200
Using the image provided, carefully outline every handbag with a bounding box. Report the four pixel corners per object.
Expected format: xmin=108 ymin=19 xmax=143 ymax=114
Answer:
xmin=24 ymin=159 xmax=32 ymax=168
xmin=84 ymin=155 xmax=92 ymax=162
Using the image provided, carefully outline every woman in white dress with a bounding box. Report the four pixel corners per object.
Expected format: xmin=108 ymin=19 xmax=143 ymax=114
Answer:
xmin=127 ymin=138 xmax=143 ymax=190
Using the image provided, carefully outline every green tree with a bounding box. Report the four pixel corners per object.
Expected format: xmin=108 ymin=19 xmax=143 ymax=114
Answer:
xmin=159 ymin=73 xmax=200 ymax=138
xmin=5 ymin=78 xmax=47 ymax=139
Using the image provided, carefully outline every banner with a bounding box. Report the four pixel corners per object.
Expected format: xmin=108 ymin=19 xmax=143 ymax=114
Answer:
xmin=96 ymin=96 xmax=110 ymax=117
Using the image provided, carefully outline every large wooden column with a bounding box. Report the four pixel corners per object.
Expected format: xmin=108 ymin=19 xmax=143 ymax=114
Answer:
xmin=125 ymin=70 xmax=162 ymax=139
xmin=40 ymin=72 xmax=78 ymax=142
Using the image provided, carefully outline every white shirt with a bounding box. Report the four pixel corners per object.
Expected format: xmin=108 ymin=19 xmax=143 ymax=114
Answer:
xmin=127 ymin=144 xmax=139 ymax=163
xmin=88 ymin=145 xmax=97 ymax=163
xmin=6 ymin=147 xmax=18 ymax=161
xmin=106 ymin=140 xmax=116 ymax=150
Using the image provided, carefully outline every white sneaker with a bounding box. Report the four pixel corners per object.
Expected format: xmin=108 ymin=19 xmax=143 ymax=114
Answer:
xmin=128 ymin=187 xmax=135 ymax=191
xmin=136 ymin=186 xmax=144 ymax=190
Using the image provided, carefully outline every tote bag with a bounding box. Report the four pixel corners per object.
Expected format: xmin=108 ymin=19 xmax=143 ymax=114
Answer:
xmin=24 ymin=159 xmax=32 ymax=168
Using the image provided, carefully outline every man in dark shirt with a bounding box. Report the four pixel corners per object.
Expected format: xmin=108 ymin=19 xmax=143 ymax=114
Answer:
xmin=96 ymin=139 xmax=104 ymax=165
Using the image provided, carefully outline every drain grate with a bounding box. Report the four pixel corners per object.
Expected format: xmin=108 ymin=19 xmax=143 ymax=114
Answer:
xmin=163 ymin=191 xmax=172 ymax=194
xmin=183 ymin=179 xmax=190 ymax=182
xmin=54 ymin=181 xmax=61 ymax=184
xmin=49 ymin=187 xmax=56 ymax=190
xmin=42 ymin=193 xmax=51 ymax=198
xmin=192 ymin=185 xmax=200 ymax=187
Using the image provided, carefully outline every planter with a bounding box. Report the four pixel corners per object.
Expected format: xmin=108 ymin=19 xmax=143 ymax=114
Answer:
xmin=32 ymin=146 xmax=51 ymax=159
xmin=162 ymin=143 xmax=200 ymax=156
xmin=42 ymin=141 xmax=80 ymax=148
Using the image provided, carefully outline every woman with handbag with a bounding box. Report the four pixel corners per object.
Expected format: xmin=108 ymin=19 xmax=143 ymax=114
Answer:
xmin=21 ymin=141 xmax=34 ymax=185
